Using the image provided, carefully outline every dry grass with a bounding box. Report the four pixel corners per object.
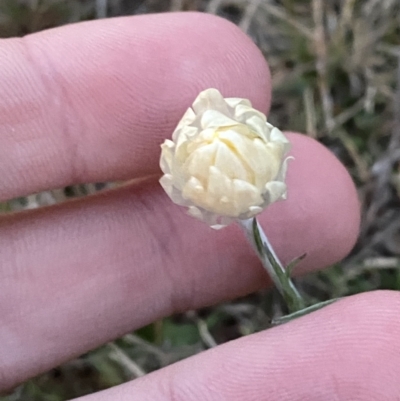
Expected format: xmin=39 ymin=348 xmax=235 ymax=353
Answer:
xmin=1 ymin=0 xmax=400 ymax=399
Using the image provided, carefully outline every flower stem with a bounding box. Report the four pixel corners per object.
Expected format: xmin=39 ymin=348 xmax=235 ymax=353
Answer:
xmin=238 ymin=217 xmax=306 ymax=313
xmin=271 ymin=298 xmax=340 ymax=325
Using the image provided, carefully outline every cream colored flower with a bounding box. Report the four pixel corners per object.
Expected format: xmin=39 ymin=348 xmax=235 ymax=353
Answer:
xmin=159 ymin=88 xmax=291 ymax=228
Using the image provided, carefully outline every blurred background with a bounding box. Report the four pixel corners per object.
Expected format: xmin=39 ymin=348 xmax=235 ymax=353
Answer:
xmin=0 ymin=0 xmax=399 ymax=399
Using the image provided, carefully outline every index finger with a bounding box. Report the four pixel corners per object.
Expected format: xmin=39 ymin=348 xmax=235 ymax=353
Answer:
xmin=0 ymin=12 xmax=270 ymax=200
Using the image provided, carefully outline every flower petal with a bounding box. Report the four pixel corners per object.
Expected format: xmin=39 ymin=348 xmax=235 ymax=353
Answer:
xmin=160 ymin=140 xmax=175 ymax=174
xmin=200 ymin=109 xmax=238 ymax=129
xmin=184 ymin=141 xmax=218 ymax=182
xmin=173 ymin=108 xmax=196 ymax=140
xmin=159 ymin=88 xmax=291 ymax=227
xmin=214 ymin=141 xmax=251 ymax=182
xmin=265 ymin=181 xmax=287 ymax=203
xmin=192 ymin=88 xmax=229 ymax=115
xmin=225 ymin=97 xmax=252 ymax=109
xmin=232 ymin=179 xmax=263 ymax=215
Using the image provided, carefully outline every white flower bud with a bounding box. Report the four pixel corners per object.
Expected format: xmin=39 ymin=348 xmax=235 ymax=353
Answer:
xmin=159 ymin=88 xmax=291 ymax=229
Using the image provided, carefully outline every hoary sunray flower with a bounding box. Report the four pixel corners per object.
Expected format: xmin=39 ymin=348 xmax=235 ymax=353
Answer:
xmin=159 ymin=88 xmax=291 ymax=229
xmin=159 ymin=88 xmax=308 ymax=317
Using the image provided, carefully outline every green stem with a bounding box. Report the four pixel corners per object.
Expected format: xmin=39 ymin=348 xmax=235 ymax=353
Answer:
xmin=238 ymin=217 xmax=306 ymax=313
xmin=271 ymin=298 xmax=341 ymax=325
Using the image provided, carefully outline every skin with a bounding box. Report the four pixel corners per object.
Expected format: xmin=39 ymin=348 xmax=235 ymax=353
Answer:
xmin=0 ymin=11 xmax=397 ymax=400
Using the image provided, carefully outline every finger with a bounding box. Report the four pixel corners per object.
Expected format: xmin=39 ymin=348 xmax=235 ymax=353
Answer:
xmin=0 ymin=12 xmax=270 ymax=200
xmin=0 ymin=133 xmax=360 ymax=389
xmin=79 ymin=291 xmax=400 ymax=401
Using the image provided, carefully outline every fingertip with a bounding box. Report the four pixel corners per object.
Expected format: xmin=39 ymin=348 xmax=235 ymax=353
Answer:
xmin=27 ymin=10 xmax=272 ymax=115
xmin=0 ymin=12 xmax=272 ymax=199
xmin=114 ymin=291 xmax=400 ymax=401
xmin=329 ymin=289 xmax=400 ymax=325
xmin=261 ymin=133 xmax=360 ymax=272
xmin=170 ymin=12 xmax=272 ymax=113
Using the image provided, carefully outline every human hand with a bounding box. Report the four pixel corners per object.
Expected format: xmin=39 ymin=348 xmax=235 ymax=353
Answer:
xmin=1 ymin=11 xmax=397 ymax=400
